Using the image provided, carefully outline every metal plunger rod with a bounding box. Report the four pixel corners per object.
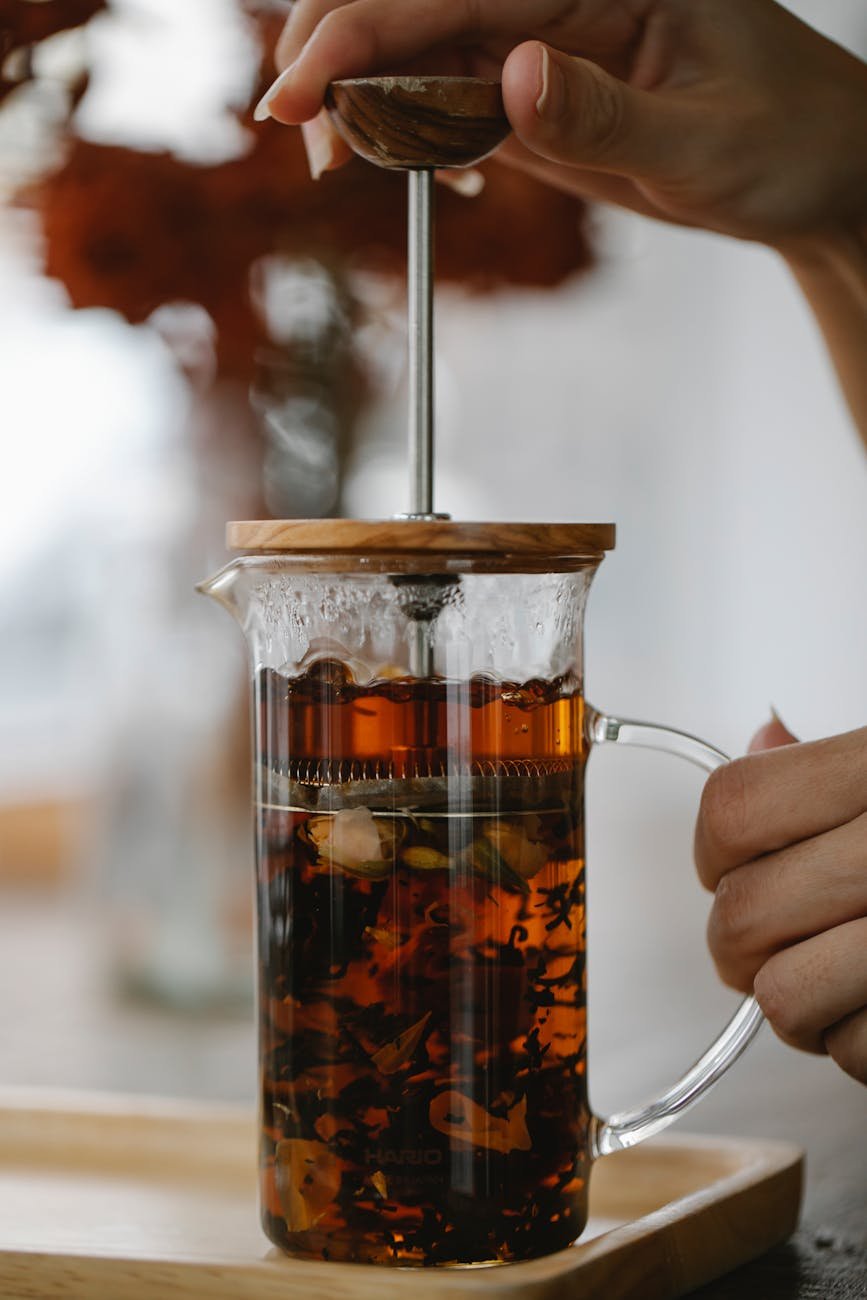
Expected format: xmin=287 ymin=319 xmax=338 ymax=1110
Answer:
xmin=408 ymin=168 xmax=435 ymax=517
xmin=326 ymin=76 xmax=509 ymax=516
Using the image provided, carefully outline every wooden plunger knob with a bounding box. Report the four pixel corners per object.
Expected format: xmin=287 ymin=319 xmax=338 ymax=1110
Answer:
xmin=325 ymin=76 xmax=510 ymax=170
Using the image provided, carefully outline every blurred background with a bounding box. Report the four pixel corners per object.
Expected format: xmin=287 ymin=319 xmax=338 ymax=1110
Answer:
xmin=0 ymin=0 xmax=865 ymax=1210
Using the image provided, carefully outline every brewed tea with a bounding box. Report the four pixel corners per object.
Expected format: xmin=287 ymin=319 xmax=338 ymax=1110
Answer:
xmin=256 ymin=661 xmax=589 ymax=1265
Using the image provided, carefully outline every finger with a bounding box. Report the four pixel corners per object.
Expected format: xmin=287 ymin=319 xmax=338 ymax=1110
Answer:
xmin=753 ymin=917 xmax=867 ymax=1055
xmin=276 ymin=0 xmax=483 ymax=81
xmin=694 ymin=725 xmax=867 ymax=890
xmin=299 ymin=109 xmax=352 ymax=177
xmin=276 ymin=0 xmax=347 ymax=72
xmin=273 ymin=0 xmax=626 ymax=75
xmin=501 ymin=41 xmax=687 ymax=181
xmin=748 ymin=710 xmax=798 ymax=754
xmin=436 ymin=168 xmax=486 ymax=197
xmin=824 ymin=1006 xmax=867 ymax=1085
xmin=707 ymin=811 xmax=867 ymax=991
xmin=263 ymin=0 xmax=516 ymax=124
xmin=275 ymin=0 xmax=524 ymax=73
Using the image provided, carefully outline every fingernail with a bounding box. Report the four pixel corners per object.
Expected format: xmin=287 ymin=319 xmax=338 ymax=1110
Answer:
xmin=301 ymin=115 xmax=337 ymax=180
xmin=748 ymin=707 xmax=799 ymax=753
xmin=253 ymin=64 xmax=295 ymax=122
xmin=536 ymin=45 xmax=565 ymax=121
xmin=769 ymin=705 xmax=798 ymax=740
xmin=438 ymin=168 xmax=485 ymax=198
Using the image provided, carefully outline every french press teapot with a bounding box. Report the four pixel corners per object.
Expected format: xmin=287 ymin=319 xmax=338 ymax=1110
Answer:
xmin=200 ymin=78 xmax=762 ymax=1267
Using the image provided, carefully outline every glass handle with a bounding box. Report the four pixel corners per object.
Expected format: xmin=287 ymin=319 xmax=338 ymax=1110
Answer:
xmin=586 ymin=706 xmax=765 ymax=1158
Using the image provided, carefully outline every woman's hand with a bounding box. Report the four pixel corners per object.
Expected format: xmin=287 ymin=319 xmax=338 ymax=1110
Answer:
xmin=257 ymin=0 xmax=867 ymax=441
xmin=695 ymin=716 xmax=867 ymax=1084
xmin=257 ymin=0 xmax=867 ymax=253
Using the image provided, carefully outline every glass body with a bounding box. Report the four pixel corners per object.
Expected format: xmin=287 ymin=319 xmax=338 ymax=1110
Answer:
xmin=201 ymin=549 xmax=763 ymax=1267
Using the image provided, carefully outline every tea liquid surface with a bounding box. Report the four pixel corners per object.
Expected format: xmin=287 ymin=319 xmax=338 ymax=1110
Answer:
xmin=256 ymin=661 xmax=589 ymax=1265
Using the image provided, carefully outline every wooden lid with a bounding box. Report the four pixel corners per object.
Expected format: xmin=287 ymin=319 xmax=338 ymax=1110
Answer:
xmin=227 ymin=519 xmax=615 ymax=555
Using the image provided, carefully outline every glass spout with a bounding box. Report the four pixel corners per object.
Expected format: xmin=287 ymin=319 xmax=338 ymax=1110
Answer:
xmin=195 ymin=560 xmax=245 ymax=624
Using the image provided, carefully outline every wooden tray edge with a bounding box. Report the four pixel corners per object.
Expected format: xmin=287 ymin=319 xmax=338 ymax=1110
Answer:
xmin=0 ymin=1092 xmax=803 ymax=1300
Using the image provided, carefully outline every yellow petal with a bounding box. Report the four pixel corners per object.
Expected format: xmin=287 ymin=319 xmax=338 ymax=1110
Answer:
xmin=375 ymin=663 xmax=408 ymax=680
xmin=275 ymin=1138 xmax=341 ymax=1230
xmin=483 ymin=821 xmax=548 ymax=879
xmin=402 ymin=845 xmax=451 ymax=871
xmin=370 ymin=1011 xmax=432 ymax=1074
xmin=429 ymin=1090 xmax=532 ymax=1154
xmin=365 ymin=925 xmax=406 ymax=950
xmin=341 ymin=858 xmax=392 ymax=880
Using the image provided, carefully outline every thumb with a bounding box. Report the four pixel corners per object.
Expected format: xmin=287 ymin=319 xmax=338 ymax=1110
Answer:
xmin=748 ymin=709 xmax=799 ymax=754
xmin=502 ymin=41 xmax=677 ymax=179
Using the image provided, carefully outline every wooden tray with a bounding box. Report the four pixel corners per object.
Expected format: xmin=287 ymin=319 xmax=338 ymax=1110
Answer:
xmin=0 ymin=1090 xmax=802 ymax=1300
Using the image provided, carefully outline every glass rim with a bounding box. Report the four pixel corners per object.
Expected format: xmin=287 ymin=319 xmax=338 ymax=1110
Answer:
xmin=210 ymin=552 xmax=603 ymax=577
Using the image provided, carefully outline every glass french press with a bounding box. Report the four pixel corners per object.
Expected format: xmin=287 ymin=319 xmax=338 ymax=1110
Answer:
xmin=199 ymin=78 xmax=762 ymax=1267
